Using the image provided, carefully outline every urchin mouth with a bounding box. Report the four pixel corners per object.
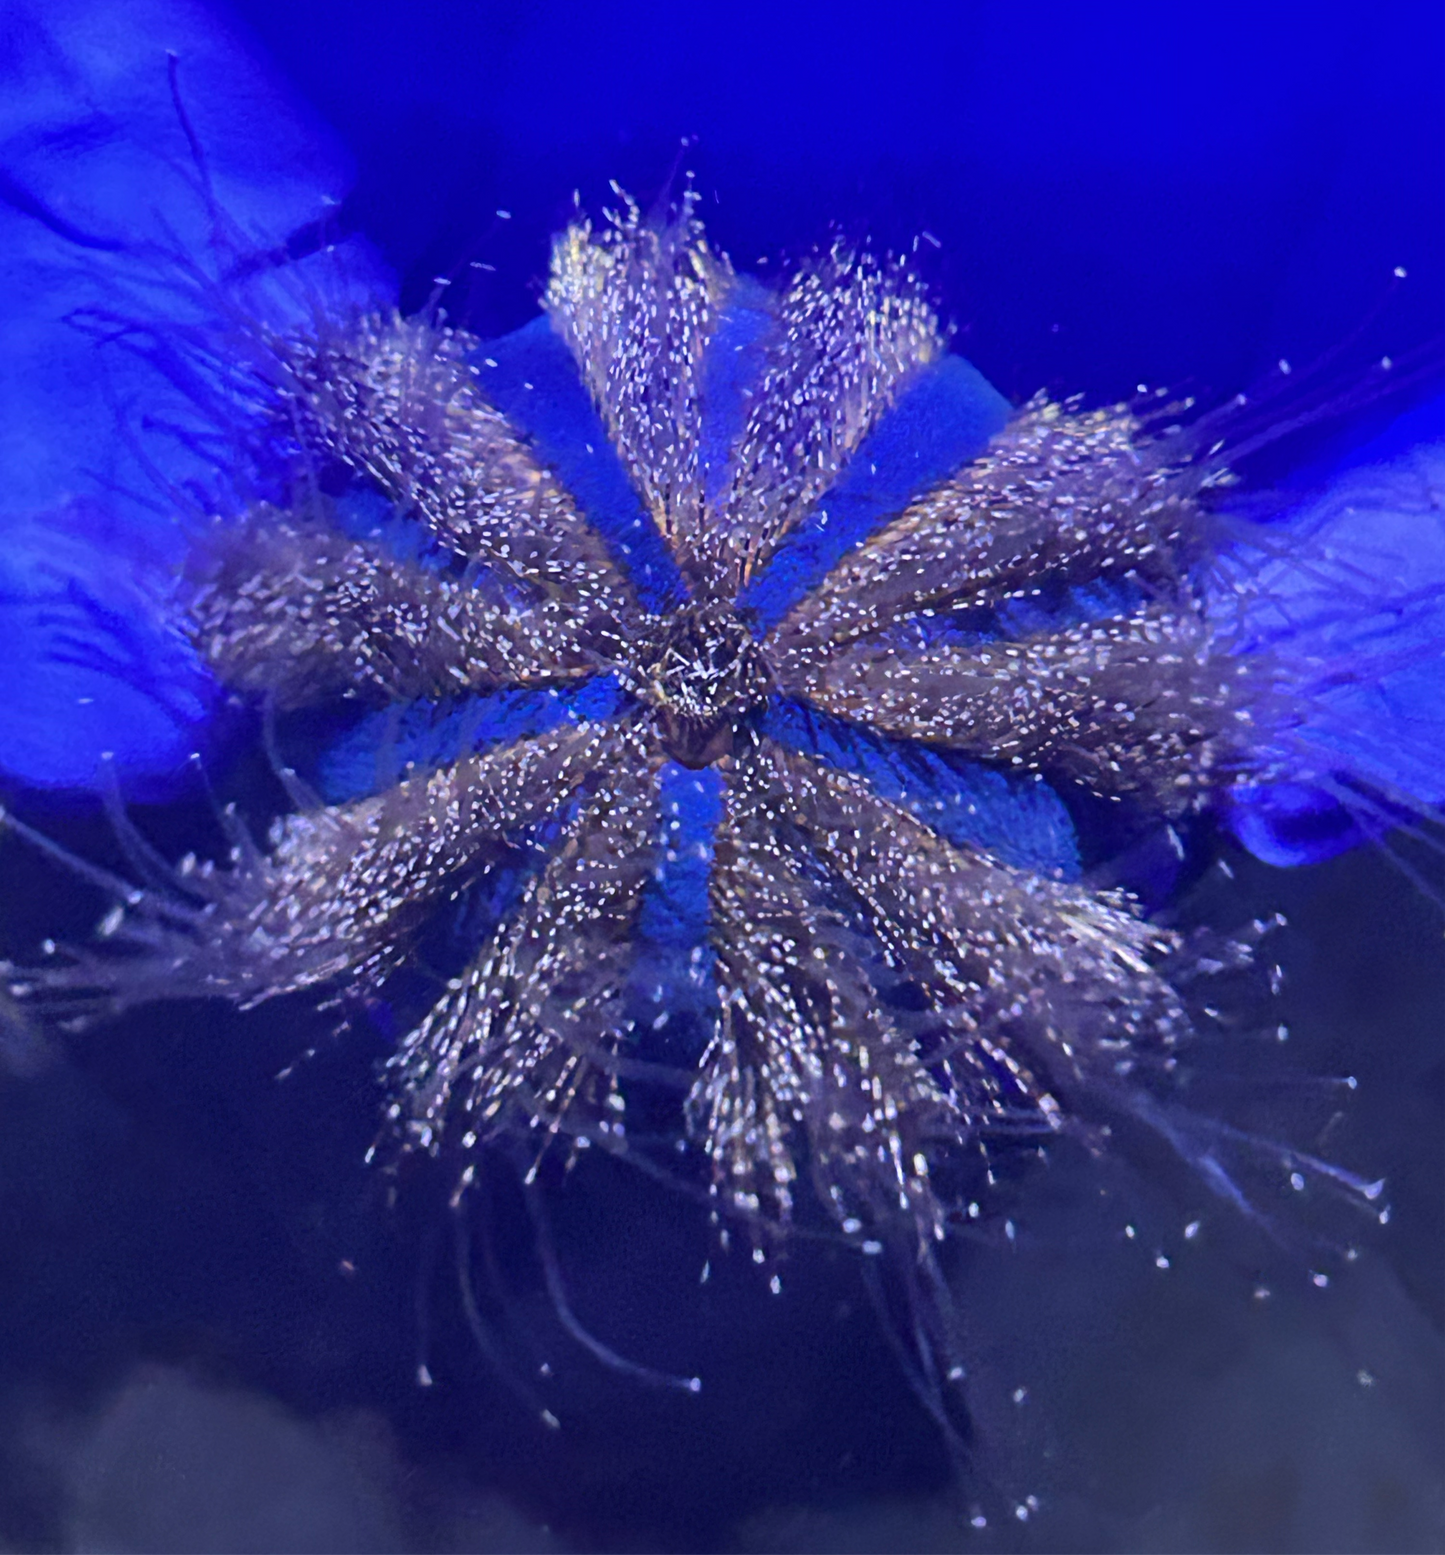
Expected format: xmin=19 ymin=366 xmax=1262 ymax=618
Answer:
xmin=625 ymin=602 xmax=774 ymax=767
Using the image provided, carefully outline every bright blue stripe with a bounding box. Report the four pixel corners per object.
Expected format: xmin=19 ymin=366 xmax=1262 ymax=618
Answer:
xmin=628 ymin=763 xmax=724 ymax=1066
xmin=470 ymin=317 xmax=686 ymax=612
xmin=314 ymin=674 xmax=628 ymax=803
xmin=992 ymin=575 xmax=1148 ymax=637
xmin=637 ymin=763 xmax=724 ymax=948
xmin=331 ymin=484 xmax=453 ymax=571
xmin=893 ymin=576 xmax=1153 ymax=655
xmin=740 ymin=354 xmax=1011 ymax=632
xmin=698 ymin=278 xmax=776 ymax=506
xmin=762 ymin=697 xmax=1080 ymax=879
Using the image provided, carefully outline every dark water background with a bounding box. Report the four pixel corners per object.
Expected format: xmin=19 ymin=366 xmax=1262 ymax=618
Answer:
xmin=0 ymin=818 xmax=1440 ymax=1551
xmin=1 ymin=1 xmax=1442 ymax=1549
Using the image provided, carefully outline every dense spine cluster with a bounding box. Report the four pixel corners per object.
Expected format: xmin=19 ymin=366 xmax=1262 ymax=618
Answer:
xmin=19 ymin=199 xmax=1331 ymax=1260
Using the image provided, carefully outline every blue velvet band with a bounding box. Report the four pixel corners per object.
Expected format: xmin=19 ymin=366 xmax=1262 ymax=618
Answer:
xmin=471 ymin=319 xmax=687 ymax=613
xmin=761 ymin=697 xmax=1080 ymax=879
xmin=740 ymin=354 xmax=1011 ymax=632
xmin=314 ymin=674 xmax=628 ymax=803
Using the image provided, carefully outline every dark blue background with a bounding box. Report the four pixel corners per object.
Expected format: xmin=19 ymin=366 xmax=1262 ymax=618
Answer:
xmin=223 ymin=0 xmax=1443 ymax=411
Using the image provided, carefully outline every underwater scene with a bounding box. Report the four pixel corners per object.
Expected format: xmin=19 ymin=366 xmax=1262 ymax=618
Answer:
xmin=0 ymin=1 xmax=1441 ymax=1550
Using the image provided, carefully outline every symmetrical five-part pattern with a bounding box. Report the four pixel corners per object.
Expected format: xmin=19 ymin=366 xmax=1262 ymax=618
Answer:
xmin=47 ymin=204 xmax=1297 ymax=1248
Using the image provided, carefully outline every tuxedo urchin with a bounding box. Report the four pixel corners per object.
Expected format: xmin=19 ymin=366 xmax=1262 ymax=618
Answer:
xmin=10 ymin=197 xmax=1391 ymax=1429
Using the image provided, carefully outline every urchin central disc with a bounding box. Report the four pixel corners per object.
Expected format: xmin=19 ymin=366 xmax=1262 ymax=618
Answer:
xmin=630 ymin=603 xmax=773 ymax=767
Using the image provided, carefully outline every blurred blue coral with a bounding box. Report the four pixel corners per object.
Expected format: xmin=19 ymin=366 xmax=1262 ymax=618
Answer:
xmin=1224 ymin=400 xmax=1445 ymax=863
xmin=0 ymin=499 xmax=215 ymax=796
xmin=0 ymin=0 xmax=391 ymax=794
